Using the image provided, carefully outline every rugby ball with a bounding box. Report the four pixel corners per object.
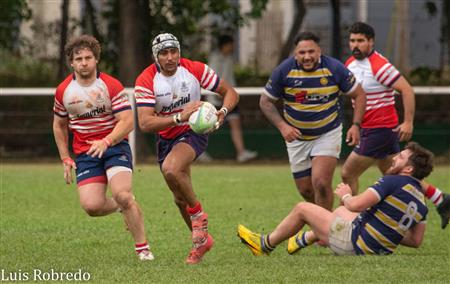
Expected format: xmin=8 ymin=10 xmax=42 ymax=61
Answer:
xmin=188 ymin=102 xmax=218 ymax=134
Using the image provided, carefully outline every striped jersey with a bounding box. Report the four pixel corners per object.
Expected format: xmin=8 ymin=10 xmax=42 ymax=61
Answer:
xmin=53 ymin=72 xmax=131 ymax=154
xmin=134 ymin=58 xmax=220 ymax=139
xmin=351 ymin=175 xmax=428 ymax=255
xmin=345 ymin=51 xmax=401 ymax=128
xmin=263 ymin=55 xmax=357 ymax=140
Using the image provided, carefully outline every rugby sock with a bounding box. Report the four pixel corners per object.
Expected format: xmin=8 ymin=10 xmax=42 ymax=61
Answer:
xmin=135 ymin=241 xmax=149 ymax=254
xmin=425 ymin=185 xmax=444 ymax=206
xmin=263 ymin=234 xmax=275 ymax=252
xmin=187 ymin=202 xmax=203 ymax=218
xmin=296 ymin=231 xmax=313 ymax=248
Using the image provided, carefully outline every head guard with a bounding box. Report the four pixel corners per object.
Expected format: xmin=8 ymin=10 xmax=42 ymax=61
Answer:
xmin=151 ymin=33 xmax=180 ymax=62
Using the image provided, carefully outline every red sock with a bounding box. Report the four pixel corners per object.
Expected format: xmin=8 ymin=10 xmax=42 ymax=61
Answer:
xmin=425 ymin=185 xmax=444 ymax=206
xmin=186 ymin=202 xmax=202 ymax=216
xmin=135 ymin=241 xmax=149 ymax=254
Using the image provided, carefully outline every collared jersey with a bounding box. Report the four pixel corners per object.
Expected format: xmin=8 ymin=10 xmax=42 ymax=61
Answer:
xmin=134 ymin=58 xmax=220 ymax=139
xmin=351 ymin=175 xmax=428 ymax=255
xmin=345 ymin=51 xmax=401 ymax=128
xmin=53 ymin=72 xmax=131 ymax=155
xmin=263 ymin=55 xmax=357 ymax=140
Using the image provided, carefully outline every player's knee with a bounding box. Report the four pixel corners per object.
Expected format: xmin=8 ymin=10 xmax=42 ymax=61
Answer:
xmin=81 ymin=202 xmax=104 ymax=217
xmin=161 ymin=164 xmax=180 ymax=182
xmin=113 ymin=191 xmax=134 ymax=210
xmin=341 ymin=167 xmax=354 ymax=183
xmin=313 ymin=180 xmax=331 ymax=196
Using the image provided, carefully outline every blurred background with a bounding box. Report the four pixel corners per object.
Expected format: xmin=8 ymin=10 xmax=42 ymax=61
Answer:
xmin=1 ymin=0 xmax=449 ymax=163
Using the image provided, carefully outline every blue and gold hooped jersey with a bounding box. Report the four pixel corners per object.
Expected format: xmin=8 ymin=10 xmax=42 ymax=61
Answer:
xmin=263 ymin=55 xmax=357 ymax=140
xmin=351 ymin=175 xmax=428 ymax=255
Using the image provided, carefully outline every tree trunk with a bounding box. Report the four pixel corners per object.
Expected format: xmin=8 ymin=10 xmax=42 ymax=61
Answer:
xmin=330 ymin=0 xmax=341 ymax=60
xmin=57 ymin=0 xmax=69 ymax=81
xmin=441 ymin=0 xmax=450 ymax=81
xmin=118 ymin=0 xmax=151 ymax=162
xmin=118 ymin=0 xmax=151 ymax=85
xmin=278 ymin=0 xmax=306 ymax=63
xmin=82 ymin=0 xmax=101 ymax=39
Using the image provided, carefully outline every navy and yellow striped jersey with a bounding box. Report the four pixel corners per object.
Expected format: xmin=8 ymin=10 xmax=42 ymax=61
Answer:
xmin=263 ymin=55 xmax=357 ymax=140
xmin=351 ymin=175 xmax=428 ymax=255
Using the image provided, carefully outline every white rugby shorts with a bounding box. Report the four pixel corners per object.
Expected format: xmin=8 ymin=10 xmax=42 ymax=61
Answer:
xmin=286 ymin=124 xmax=342 ymax=175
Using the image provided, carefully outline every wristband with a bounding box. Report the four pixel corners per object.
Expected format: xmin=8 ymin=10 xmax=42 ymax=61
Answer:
xmin=341 ymin=193 xmax=352 ymax=203
xmin=219 ymin=107 xmax=228 ymax=117
xmin=173 ymin=113 xmax=182 ymax=125
xmin=352 ymin=122 xmax=361 ymax=128
xmin=62 ymin=157 xmax=75 ymax=167
xmin=102 ymin=137 xmax=112 ymax=147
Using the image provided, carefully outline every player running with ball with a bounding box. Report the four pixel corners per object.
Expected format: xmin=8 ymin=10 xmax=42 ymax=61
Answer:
xmin=135 ymin=33 xmax=238 ymax=264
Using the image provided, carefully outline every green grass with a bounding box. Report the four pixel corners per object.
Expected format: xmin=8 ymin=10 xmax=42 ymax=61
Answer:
xmin=1 ymin=163 xmax=449 ymax=283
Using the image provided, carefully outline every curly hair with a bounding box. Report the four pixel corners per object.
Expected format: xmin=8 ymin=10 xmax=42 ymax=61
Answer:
xmin=405 ymin=142 xmax=434 ymax=180
xmin=64 ymin=34 xmax=101 ymax=62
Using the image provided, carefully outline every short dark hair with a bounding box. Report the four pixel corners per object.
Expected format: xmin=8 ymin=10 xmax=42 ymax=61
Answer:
xmin=65 ymin=34 xmax=101 ymax=62
xmin=218 ymin=34 xmax=234 ymax=49
xmin=348 ymin=22 xmax=375 ymax=39
xmin=294 ymin=32 xmax=320 ymax=45
xmin=405 ymin=142 xmax=434 ymax=180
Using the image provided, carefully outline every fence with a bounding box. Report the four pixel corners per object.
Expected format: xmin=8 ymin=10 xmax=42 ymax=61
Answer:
xmin=1 ymin=87 xmax=450 ymax=162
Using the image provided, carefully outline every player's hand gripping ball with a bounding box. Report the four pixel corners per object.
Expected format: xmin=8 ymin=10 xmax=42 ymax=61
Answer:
xmin=188 ymin=102 xmax=218 ymax=134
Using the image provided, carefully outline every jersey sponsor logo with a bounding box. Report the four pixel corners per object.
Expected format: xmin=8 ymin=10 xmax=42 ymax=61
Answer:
xmin=294 ymin=80 xmax=303 ymax=87
xmin=77 ymin=105 xmax=106 ymax=119
xmin=77 ymin=170 xmax=90 ymax=178
xmin=265 ymin=79 xmax=273 ymax=90
xmin=295 ymin=91 xmax=308 ymax=103
xmin=118 ymin=155 xmax=128 ymax=162
xmin=119 ymin=92 xmax=129 ymax=103
xmin=161 ymin=94 xmax=191 ymax=113
xmin=320 ymin=77 xmax=328 ymax=86
xmin=347 ymin=72 xmax=356 ymax=85
xmin=181 ymin=81 xmax=189 ymax=93
xmin=157 ymin=92 xmax=171 ymax=98
xmin=68 ymin=99 xmax=83 ymax=106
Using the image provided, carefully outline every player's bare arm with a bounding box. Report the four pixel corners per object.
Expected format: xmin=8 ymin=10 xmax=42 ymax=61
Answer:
xmin=215 ymin=79 xmax=239 ymax=125
xmin=399 ymin=222 xmax=425 ymax=248
xmin=335 ymin=183 xmax=379 ymax=212
xmin=259 ymin=94 xmax=300 ymax=142
xmin=393 ymin=76 xmax=415 ymax=142
xmin=345 ymin=84 xmax=366 ymax=146
xmin=53 ymin=115 xmax=76 ymax=184
xmin=86 ymin=109 xmax=134 ymax=158
xmin=138 ymin=101 xmax=202 ymax=133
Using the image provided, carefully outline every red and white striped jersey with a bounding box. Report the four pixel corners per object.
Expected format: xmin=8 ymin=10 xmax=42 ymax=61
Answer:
xmin=345 ymin=51 xmax=401 ymax=128
xmin=134 ymin=57 xmax=220 ymax=139
xmin=53 ymin=72 xmax=131 ymax=154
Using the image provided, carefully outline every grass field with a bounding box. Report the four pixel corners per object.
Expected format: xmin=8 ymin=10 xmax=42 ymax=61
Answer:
xmin=1 ymin=163 xmax=449 ymax=283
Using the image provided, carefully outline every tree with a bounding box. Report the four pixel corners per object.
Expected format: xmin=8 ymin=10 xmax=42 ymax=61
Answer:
xmin=0 ymin=0 xmax=31 ymax=51
xmin=330 ymin=0 xmax=341 ymax=60
xmin=278 ymin=0 xmax=306 ymax=63
xmin=57 ymin=0 xmax=70 ymax=81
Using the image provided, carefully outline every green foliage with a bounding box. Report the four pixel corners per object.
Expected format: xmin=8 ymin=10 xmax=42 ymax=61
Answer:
xmin=1 ymin=164 xmax=449 ymax=283
xmin=234 ymin=65 xmax=270 ymax=86
xmin=408 ymin=67 xmax=448 ymax=86
xmin=99 ymin=0 xmax=268 ymax=75
xmin=0 ymin=49 xmax=57 ymax=87
xmin=0 ymin=0 xmax=31 ymax=50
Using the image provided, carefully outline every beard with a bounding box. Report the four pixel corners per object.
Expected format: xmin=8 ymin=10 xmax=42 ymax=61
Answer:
xmin=299 ymin=60 xmax=319 ymax=71
xmin=352 ymin=48 xmax=367 ymax=60
xmin=77 ymin=69 xmax=96 ymax=80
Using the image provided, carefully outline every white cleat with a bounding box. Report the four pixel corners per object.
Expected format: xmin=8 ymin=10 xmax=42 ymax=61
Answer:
xmin=138 ymin=250 xmax=155 ymax=261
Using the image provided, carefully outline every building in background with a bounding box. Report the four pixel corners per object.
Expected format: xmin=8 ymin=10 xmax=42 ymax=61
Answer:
xmin=238 ymin=0 xmax=443 ymax=74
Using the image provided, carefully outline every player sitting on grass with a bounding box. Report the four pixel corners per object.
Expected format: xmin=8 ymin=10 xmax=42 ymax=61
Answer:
xmin=238 ymin=142 xmax=433 ymax=256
